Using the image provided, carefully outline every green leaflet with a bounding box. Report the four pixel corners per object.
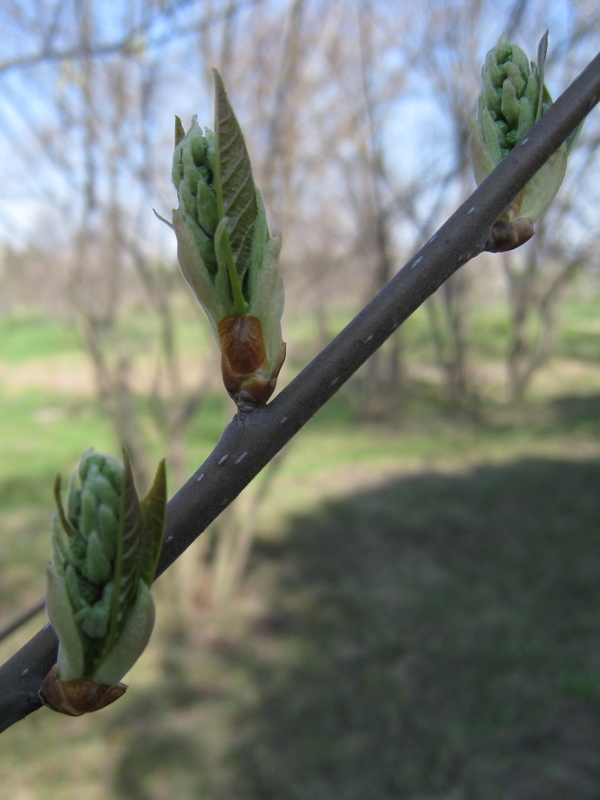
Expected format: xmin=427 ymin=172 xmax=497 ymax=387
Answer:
xmin=92 ymin=586 xmax=155 ymax=687
xmin=174 ymin=115 xmax=186 ymax=147
xmin=53 ymin=474 xmax=76 ymax=537
xmin=105 ymin=452 xmax=167 ymax=656
xmin=213 ymin=69 xmax=258 ymax=289
xmin=535 ymin=31 xmax=548 ymax=121
xmin=106 ymin=451 xmax=144 ymax=652
xmin=215 ymin=216 xmax=248 ymax=315
xmin=138 ymin=459 xmax=168 ymax=586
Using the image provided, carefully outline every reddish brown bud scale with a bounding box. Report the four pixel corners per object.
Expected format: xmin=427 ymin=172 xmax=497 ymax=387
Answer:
xmin=217 ymin=313 xmax=286 ymax=409
xmin=40 ymin=664 xmax=127 ymax=716
xmin=218 ymin=314 xmax=267 ymax=374
xmin=485 ymin=217 xmax=535 ymax=252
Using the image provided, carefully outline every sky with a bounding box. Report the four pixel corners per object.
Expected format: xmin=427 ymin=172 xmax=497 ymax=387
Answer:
xmin=0 ymin=0 xmax=598 ymax=255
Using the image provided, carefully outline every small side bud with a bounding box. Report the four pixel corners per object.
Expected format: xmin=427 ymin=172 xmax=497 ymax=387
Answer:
xmin=486 ymin=217 xmax=535 ymax=253
xmin=469 ymin=32 xmax=580 ymax=251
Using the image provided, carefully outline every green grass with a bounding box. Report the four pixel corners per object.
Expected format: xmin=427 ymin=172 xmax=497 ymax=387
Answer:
xmin=5 ymin=449 xmax=598 ymax=799
xmin=231 ymin=456 xmax=600 ymax=798
xmin=557 ymin=299 xmax=600 ymax=362
xmin=1 ymin=300 xmax=600 ymax=798
xmin=0 ymin=393 xmax=118 ymax=517
xmin=0 ymin=311 xmax=81 ymax=362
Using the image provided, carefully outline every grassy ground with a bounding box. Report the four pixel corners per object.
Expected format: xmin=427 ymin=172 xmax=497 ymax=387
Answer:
xmin=1 ymin=300 xmax=600 ymax=799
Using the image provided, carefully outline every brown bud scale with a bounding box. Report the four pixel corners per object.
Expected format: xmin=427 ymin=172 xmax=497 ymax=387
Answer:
xmin=485 ymin=217 xmax=535 ymax=253
xmin=39 ymin=664 xmax=127 ymax=716
xmin=218 ymin=314 xmax=267 ymax=375
xmin=218 ymin=314 xmax=286 ymax=409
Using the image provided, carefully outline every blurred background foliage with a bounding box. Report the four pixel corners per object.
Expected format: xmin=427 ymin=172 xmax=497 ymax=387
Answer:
xmin=1 ymin=0 xmax=600 ymax=797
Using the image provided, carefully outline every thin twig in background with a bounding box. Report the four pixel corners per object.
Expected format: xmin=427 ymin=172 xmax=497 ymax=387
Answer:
xmin=0 ymin=47 xmax=599 ymax=734
xmin=0 ymin=601 xmax=45 ymax=645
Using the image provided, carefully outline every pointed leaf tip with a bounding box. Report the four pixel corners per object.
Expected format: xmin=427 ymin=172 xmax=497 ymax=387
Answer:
xmin=139 ymin=459 xmax=167 ymax=586
xmin=174 ymin=116 xmax=185 ymax=147
xmin=212 ymin=68 xmax=224 ymax=94
xmin=535 ymin=31 xmax=549 ymax=120
xmin=54 ymin=473 xmax=77 ymax=537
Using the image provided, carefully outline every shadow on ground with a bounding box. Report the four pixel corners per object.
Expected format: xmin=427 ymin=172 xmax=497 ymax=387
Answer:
xmin=110 ymin=456 xmax=600 ymax=800
xmin=550 ymin=393 xmax=600 ymax=434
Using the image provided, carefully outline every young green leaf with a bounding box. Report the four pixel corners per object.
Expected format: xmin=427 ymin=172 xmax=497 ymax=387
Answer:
xmin=106 ymin=450 xmax=143 ymax=653
xmin=138 ymin=459 xmax=168 ymax=586
xmin=213 ymin=69 xmax=258 ymax=289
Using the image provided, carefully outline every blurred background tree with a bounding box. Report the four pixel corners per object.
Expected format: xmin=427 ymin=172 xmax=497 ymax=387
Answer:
xmin=1 ymin=0 xmax=600 ymax=611
xmin=2 ymin=0 xmax=599 ymax=421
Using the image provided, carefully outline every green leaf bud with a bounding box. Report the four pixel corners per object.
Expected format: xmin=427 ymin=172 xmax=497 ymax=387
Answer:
xmin=40 ymin=450 xmax=167 ymax=715
xmin=469 ymin=32 xmax=580 ymax=252
xmin=170 ymin=70 xmax=286 ymax=410
xmin=85 ymin=530 xmax=113 ymax=585
xmin=76 ymin=583 xmax=113 ymax=640
xmin=196 ymin=177 xmax=219 ymax=236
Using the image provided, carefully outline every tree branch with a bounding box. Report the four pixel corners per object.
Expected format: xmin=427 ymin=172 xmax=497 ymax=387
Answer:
xmin=0 ymin=600 xmax=45 ymax=644
xmin=0 ymin=2 xmax=247 ymax=75
xmin=1 ymin=48 xmax=599 ymax=734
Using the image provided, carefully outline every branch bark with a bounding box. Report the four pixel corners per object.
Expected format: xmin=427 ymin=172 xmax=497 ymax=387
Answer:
xmin=1 ymin=47 xmax=599 ymax=734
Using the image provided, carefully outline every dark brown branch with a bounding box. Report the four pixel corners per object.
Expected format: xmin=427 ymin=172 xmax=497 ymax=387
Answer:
xmin=1 ymin=48 xmax=599 ymax=734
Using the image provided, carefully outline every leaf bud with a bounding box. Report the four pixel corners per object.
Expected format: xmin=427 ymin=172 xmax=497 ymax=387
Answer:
xmin=40 ymin=449 xmax=167 ymax=715
xmin=170 ymin=71 xmax=286 ymax=409
xmin=469 ymin=32 xmax=580 ymax=252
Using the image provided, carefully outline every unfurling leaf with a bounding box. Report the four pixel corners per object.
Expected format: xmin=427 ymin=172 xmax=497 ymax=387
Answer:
xmin=213 ymin=69 xmax=258 ymax=288
xmin=469 ymin=32 xmax=579 ymax=252
xmin=170 ymin=71 xmax=286 ymax=409
xmin=40 ymin=450 xmax=167 ymax=715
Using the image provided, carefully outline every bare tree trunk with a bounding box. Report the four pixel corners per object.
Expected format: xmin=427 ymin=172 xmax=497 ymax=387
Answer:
xmin=356 ymin=2 xmax=404 ymax=414
xmin=78 ymin=313 xmax=151 ymax=485
xmin=424 ymin=269 xmax=471 ymax=406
